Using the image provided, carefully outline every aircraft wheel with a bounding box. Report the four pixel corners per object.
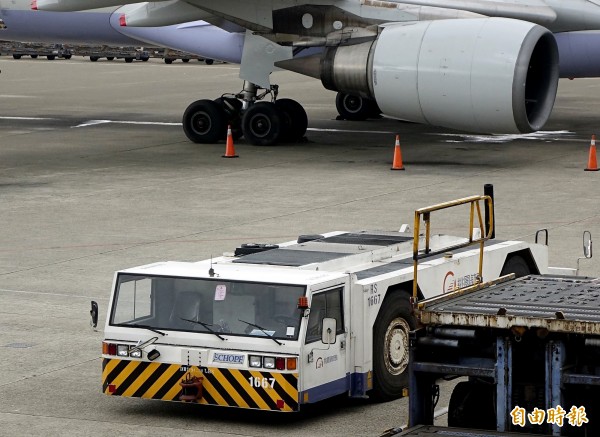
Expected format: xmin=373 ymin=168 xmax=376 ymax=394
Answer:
xmin=275 ymin=98 xmax=307 ymax=142
xmin=183 ymin=99 xmax=226 ymax=144
xmin=242 ymin=102 xmax=283 ymax=146
xmin=336 ymin=92 xmax=378 ymax=121
xmin=214 ymin=97 xmax=243 ymax=140
xmin=371 ymin=291 xmax=415 ymax=401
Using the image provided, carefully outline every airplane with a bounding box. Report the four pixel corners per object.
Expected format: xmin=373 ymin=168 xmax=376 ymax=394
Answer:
xmin=3 ymin=0 xmax=600 ymax=146
xmin=0 ymin=0 xmax=245 ymax=61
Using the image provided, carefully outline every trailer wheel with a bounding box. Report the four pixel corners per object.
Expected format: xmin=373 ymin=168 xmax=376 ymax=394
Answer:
xmin=47 ymin=55 xmax=55 ymax=60
xmin=124 ymin=57 xmax=134 ymax=63
xmin=107 ymin=57 xmax=115 ymax=61
xmin=448 ymin=381 xmax=495 ymax=429
xmin=30 ymin=55 xmax=38 ymax=59
xmin=371 ymin=291 xmax=415 ymax=401
xmin=500 ymin=255 xmax=530 ymax=278
xmin=90 ymin=56 xmax=99 ymax=62
xmin=13 ymin=54 xmax=22 ymax=59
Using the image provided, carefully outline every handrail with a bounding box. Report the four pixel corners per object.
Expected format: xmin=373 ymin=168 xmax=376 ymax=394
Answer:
xmin=412 ymin=195 xmax=494 ymax=300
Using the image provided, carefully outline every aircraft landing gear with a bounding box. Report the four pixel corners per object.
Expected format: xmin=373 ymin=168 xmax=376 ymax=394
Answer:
xmin=182 ymin=81 xmax=308 ymax=146
xmin=335 ymin=92 xmax=381 ymax=121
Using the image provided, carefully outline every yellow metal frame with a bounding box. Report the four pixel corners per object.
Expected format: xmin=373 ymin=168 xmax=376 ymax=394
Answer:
xmin=412 ymin=195 xmax=494 ymax=300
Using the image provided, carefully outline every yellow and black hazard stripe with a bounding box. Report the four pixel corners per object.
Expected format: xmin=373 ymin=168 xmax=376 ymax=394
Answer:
xmin=102 ymin=359 xmax=299 ymax=411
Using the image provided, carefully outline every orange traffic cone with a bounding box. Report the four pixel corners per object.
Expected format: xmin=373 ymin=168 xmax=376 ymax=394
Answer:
xmin=390 ymin=135 xmax=405 ymax=170
xmin=222 ymin=125 xmax=238 ymax=158
xmin=585 ymin=134 xmax=599 ymax=171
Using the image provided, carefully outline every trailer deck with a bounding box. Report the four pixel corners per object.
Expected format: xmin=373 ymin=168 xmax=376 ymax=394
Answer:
xmin=418 ymin=276 xmax=600 ymax=334
xmin=409 ymin=275 xmax=600 ymax=436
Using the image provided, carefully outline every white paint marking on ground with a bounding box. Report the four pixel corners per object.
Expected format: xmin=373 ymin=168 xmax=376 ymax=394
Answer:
xmin=0 ymin=116 xmax=56 ymax=120
xmin=72 ymin=120 xmax=180 ymax=128
xmin=0 ymin=288 xmax=108 ymax=300
xmin=437 ymin=130 xmax=575 ymax=143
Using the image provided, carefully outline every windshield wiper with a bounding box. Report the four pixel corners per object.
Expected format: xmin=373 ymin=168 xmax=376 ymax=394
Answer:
xmin=129 ymin=324 xmax=166 ymax=336
xmin=238 ymin=319 xmax=282 ymax=345
xmin=180 ymin=318 xmax=226 ymax=341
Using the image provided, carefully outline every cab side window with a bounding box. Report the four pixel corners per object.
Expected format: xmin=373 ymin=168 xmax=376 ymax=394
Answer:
xmin=305 ymin=287 xmax=344 ymax=344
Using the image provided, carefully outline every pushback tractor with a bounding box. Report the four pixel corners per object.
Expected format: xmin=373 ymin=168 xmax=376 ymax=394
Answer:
xmin=93 ymin=190 xmax=559 ymax=412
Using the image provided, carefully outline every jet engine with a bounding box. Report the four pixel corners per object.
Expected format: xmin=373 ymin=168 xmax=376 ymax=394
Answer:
xmin=283 ymin=17 xmax=560 ymax=133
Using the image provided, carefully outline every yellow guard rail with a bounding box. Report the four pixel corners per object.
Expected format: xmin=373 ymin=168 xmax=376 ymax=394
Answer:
xmin=412 ymin=195 xmax=494 ymax=300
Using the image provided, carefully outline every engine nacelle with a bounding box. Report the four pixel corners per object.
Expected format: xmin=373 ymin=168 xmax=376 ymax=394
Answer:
xmin=321 ymin=18 xmax=559 ymax=133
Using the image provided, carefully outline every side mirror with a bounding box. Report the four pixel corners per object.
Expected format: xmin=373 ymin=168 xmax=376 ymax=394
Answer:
xmin=321 ymin=317 xmax=337 ymax=344
xmin=583 ymin=231 xmax=593 ymax=259
xmin=90 ymin=301 xmax=98 ymax=329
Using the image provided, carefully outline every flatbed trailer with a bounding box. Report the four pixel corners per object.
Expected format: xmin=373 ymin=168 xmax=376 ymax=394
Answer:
xmin=407 ymin=274 xmax=600 ymax=436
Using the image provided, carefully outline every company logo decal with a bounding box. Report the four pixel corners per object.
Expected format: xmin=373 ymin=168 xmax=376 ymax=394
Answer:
xmin=213 ymin=353 xmax=244 ymax=364
xmin=443 ymin=271 xmax=480 ymax=293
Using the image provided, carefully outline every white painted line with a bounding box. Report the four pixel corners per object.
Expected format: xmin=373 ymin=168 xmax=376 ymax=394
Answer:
xmin=437 ymin=130 xmax=575 ymax=143
xmin=70 ymin=119 xmax=396 ymax=132
xmin=0 ymin=95 xmax=35 ymax=99
xmin=307 ymin=127 xmax=396 ymax=134
xmin=0 ymin=287 xmax=108 ymax=299
xmin=0 ymin=116 xmax=56 ymax=121
xmin=72 ymin=120 xmax=181 ymax=128
xmin=72 ymin=120 xmax=112 ymax=128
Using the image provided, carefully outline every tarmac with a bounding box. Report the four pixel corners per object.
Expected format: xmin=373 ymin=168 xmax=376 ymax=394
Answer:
xmin=0 ymin=56 xmax=599 ymax=436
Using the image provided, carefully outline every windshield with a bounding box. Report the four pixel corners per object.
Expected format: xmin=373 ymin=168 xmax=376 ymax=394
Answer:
xmin=110 ymin=274 xmax=306 ymax=340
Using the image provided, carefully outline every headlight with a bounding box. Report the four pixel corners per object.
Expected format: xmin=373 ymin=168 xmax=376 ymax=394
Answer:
xmin=117 ymin=345 xmax=129 ymax=357
xmin=249 ymin=355 xmax=262 ymax=367
xmin=263 ymin=356 xmax=275 ymax=369
xmin=129 ymin=348 xmax=142 ymax=358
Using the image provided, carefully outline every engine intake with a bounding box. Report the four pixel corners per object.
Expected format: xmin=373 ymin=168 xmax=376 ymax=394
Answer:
xmin=319 ymin=18 xmax=559 ymax=133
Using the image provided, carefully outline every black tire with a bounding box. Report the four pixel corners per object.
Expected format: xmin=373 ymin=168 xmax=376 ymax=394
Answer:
xmin=371 ymin=291 xmax=415 ymax=401
xmin=182 ymin=99 xmax=227 ymax=144
xmin=13 ymin=54 xmax=22 ymax=59
xmin=448 ymin=381 xmax=496 ymax=429
xmin=336 ymin=92 xmax=374 ymax=121
xmin=30 ymin=55 xmax=38 ymax=59
xmin=63 ymin=54 xmax=72 ymax=60
xmin=275 ymin=98 xmax=308 ymax=142
xmin=141 ymin=55 xmax=149 ymax=62
xmin=90 ymin=56 xmax=99 ymax=62
xmin=124 ymin=57 xmax=134 ymax=63
xmin=106 ymin=57 xmax=115 ymax=61
xmin=205 ymin=58 xmax=214 ymax=65
xmin=500 ymin=255 xmax=531 ymax=278
xmin=242 ymin=102 xmax=283 ymax=146
xmin=214 ymin=97 xmax=243 ymax=140
xmin=47 ymin=55 xmax=56 ymax=60
xmin=164 ymin=58 xmax=174 ymax=64
xmin=182 ymin=58 xmax=190 ymax=63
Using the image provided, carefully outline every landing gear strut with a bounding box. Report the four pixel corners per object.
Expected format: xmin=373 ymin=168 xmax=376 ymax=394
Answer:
xmin=182 ymin=80 xmax=308 ymax=146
